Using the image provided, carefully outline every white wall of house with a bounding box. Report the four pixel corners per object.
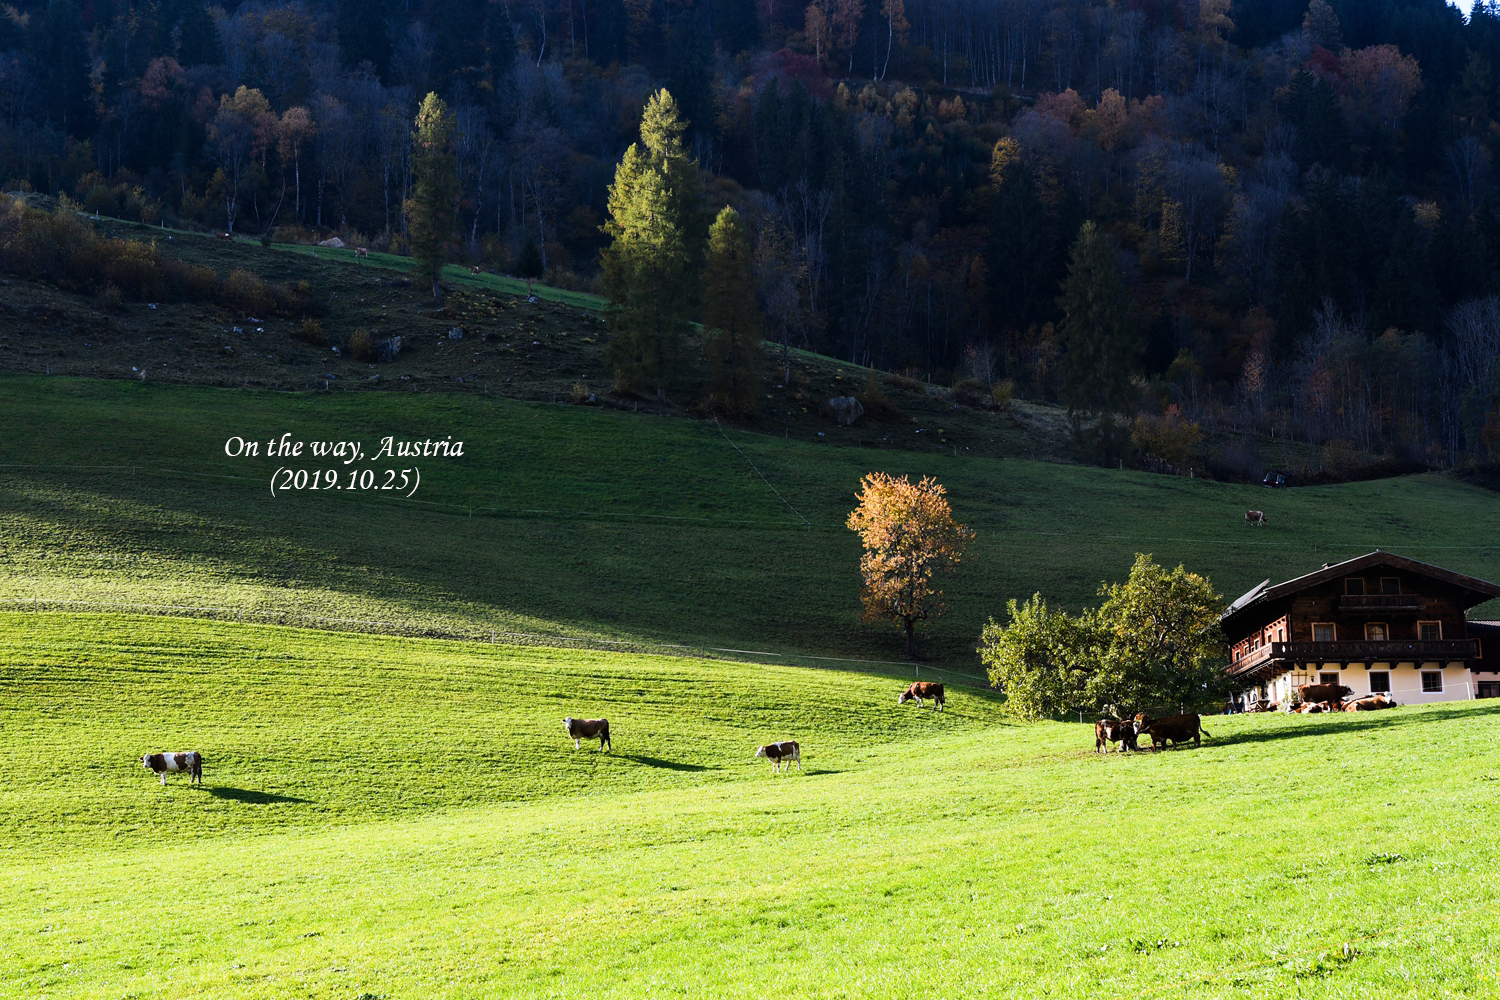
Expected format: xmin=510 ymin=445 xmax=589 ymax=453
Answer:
xmin=1268 ymin=662 xmax=1474 ymax=705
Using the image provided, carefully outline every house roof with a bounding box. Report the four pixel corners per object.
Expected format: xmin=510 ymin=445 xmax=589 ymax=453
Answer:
xmin=1223 ymin=551 xmax=1500 ymax=625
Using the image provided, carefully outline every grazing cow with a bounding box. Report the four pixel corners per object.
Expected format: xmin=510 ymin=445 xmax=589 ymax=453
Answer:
xmin=1298 ymin=683 xmax=1352 ymax=704
xmin=355 ymin=247 xmax=369 ymax=258
xmin=216 ymin=232 xmax=232 ymax=240
xmin=1095 ymin=718 xmax=1137 ymax=753
xmin=562 ymin=717 xmax=611 ymax=751
xmin=1245 ymin=509 xmax=1267 ymax=527
xmin=469 ymin=265 xmax=481 ymax=274
xmin=1133 ymin=713 xmax=1210 ymax=751
xmin=140 ymin=751 xmax=202 ymax=786
xmin=1346 ymin=694 xmax=1398 ymax=711
xmin=755 ymin=741 xmax=801 ymax=773
xmin=897 ymin=681 xmax=945 ymax=711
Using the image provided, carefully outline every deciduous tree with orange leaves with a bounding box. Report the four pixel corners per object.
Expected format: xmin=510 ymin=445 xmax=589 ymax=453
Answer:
xmin=846 ymin=472 xmax=972 ymax=658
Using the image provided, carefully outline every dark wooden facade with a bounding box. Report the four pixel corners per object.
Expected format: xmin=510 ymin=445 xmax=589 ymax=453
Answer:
xmin=1222 ymin=552 xmax=1500 ymax=703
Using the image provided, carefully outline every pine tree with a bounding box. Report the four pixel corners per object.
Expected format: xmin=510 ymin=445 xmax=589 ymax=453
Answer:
xmin=1302 ymin=0 xmax=1342 ymax=50
xmin=1057 ymin=221 xmax=1137 ymax=434
xmin=337 ymin=0 xmax=394 ymax=78
xmin=702 ymin=207 xmax=763 ymax=416
xmin=602 ymin=89 xmax=707 ymax=404
xmin=405 ymin=93 xmax=459 ymax=302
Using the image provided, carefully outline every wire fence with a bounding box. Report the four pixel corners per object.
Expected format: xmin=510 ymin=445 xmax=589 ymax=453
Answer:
xmin=0 ymin=597 xmax=992 ymax=686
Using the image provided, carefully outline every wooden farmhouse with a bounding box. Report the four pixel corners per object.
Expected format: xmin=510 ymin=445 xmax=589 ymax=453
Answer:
xmin=1222 ymin=552 xmax=1500 ymax=707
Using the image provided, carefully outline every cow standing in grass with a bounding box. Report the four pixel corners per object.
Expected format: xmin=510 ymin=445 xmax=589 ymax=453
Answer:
xmin=898 ymin=681 xmax=945 ymax=711
xmin=1245 ymin=510 xmax=1266 ymax=526
xmin=756 ymin=741 xmax=801 ymax=773
xmin=1095 ymin=718 xmax=1137 ymax=753
xmin=563 ymin=717 xmax=610 ymax=750
xmin=141 ymin=751 xmax=203 ymax=785
xmin=1133 ymin=713 xmax=1210 ymax=751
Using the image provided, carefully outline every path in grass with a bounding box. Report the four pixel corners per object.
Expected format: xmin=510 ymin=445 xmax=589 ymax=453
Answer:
xmin=4 ymin=614 xmax=1500 ymax=998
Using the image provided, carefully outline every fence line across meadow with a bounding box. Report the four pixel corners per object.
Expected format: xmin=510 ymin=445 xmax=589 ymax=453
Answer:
xmin=0 ymin=597 xmax=991 ymax=685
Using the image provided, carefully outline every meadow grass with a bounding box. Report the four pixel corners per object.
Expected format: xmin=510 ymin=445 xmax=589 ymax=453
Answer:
xmin=4 ymin=613 xmax=1500 ymax=998
xmin=3 ymin=375 xmax=1500 ymax=670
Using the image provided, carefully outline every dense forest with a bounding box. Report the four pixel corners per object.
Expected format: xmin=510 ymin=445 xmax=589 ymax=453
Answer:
xmin=5 ymin=0 xmax=1500 ymax=471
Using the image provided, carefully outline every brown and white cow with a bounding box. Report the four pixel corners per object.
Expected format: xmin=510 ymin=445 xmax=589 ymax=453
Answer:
xmin=216 ymin=232 xmax=232 ymax=240
xmin=563 ymin=717 xmax=611 ymax=750
xmin=1298 ymin=683 xmax=1352 ymax=704
xmin=1245 ymin=510 xmax=1266 ymax=527
xmin=140 ymin=751 xmax=202 ymax=785
xmin=355 ymin=247 xmax=370 ymax=258
xmin=1345 ymin=694 xmax=1398 ymax=711
xmin=897 ymin=681 xmax=945 ymax=711
xmin=755 ymin=740 xmax=801 ymax=773
xmin=1133 ymin=713 xmax=1210 ymax=751
xmin=1095 ymin=718 xmax=1137 ymax=753
xmin=469 ymin=264 xmax=481 ymax=274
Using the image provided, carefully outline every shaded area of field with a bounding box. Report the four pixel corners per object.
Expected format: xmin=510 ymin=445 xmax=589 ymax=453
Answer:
xmin=3 ymin=614 xmax=1500 ymax=998
xmin=3 ymin=377 xmax=1499 ymax=667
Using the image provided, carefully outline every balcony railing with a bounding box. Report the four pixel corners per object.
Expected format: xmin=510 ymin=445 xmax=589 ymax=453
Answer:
xmin=1232 ymin=639 xmax=1478 ymax=673
xmin=1338 ymin=594 xmax=1422 ymax=612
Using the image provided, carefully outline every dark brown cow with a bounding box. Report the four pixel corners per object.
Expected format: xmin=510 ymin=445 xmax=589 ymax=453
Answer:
xmin=897 ymin=681 xmax=945 ymax=711
xmin=1298 ymin=683 xmax=1352 ymax=704
xmin=1345 ymin=694 xmax=1398 ymax=711
xmin=563 ymin=717 xmax=610 ymax=750
xmin=140 ymin=751 xmax=202 ymax=785
xmin=216 ymin=232 xmax=232 ymax=240
xmin=1094 ymin=718 xmax=1137 ymax=753
xmin=1133 ymin=713 xmax=1210 ymax=751
xmin=1245 ymin=510 xmax=1266 ymax=526
xmin=755 ymin=740 xmax=801 ymax=773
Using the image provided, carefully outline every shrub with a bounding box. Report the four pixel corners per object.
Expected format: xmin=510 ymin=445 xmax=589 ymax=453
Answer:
xmin=570 ymin=382 xmax=596 ymax=404
xmin=221 ymin=268 xmax=274 ymax=316
xmin=293 ymin=319 xmax=325 ymax=346
xmin=950 ymin=377 xmax=989 ymax=407
xmin=95 ymin=282 xmax=123 ymax=312
xmin=992 ymin=379 xmax=1014 ymax=412
xmin=349 ymin=328 xmax=377 ymax=361
xmin=860 ymin=371 xmax=903 ymax=420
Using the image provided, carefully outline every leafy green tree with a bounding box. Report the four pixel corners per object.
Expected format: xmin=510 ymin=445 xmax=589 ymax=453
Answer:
xmin=980 ymin=554 xmax=1228 ymax=720
xmin=404 ymin=92 xmax=459 ymax=302
xmin=602 ymin=89 xmax=707 ymax=404
xmin=1057 ymin=220 xmax=1137 ymax=453
xmin=702 ymin=206 xmax=763 ymax=416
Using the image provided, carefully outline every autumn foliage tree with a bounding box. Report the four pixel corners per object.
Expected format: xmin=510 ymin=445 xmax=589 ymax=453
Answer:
xmin=846 ymin=473 xmax=972 ymax=658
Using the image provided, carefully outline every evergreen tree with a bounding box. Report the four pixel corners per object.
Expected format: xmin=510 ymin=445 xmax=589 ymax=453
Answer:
xmin=713 ymin=0 xmax=759 ymax=54
xmin=337 ymin=0 xmax=393 ymax=79
xmin=32 ymin=0 xmax=93 ymax=139
xmin=484 ymin=0 xmax=517 ymax=90
xmin=1057 ymin=221 xmax=1137 ymax=446
xmin=602 ymin=89 xmax=707 ymax=404
xmin=171 ymin=0 xmax=223 ymax=67
xmin=405 ymin=93 xmax=459 ymax=302
xmin=589 ymin=0 xmax=628 ymax=65
xmin=1301 ymin=0 xmax=1342 ymax=50
xmin=702 ymin=206 xmax=763 ymax=416
xmin=433 ymin=0 xmax=488 ymax=91
xmin=988 ymin=137 xmax=1064 ymax=330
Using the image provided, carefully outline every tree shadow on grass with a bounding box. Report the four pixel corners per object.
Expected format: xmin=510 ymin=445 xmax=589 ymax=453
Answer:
xmin=1210 ymin=702 xmax=1500 ymax=748
xmin=619 ymin=754 xmax=711 ymax=772
xmin=206 ymin=786 xmax=314 ymax=805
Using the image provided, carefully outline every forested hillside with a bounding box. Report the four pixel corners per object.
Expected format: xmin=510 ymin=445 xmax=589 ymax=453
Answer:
xmin=4 ymin=0 xmax=1500 ymax=471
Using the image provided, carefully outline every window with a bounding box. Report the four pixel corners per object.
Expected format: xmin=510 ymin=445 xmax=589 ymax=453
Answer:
xmin=1479 ymin=682 xmax=1500 ymax=699
xmin=1345 ymin=578 xmax=1366 ymax=596
xmin=1313 ymin=623 xmax=1336 ymax=642
xmin=1366 ymin=623 xmax=1388 ymax=641
xmin=1278 ymin=627 xmax=1285 ymax=642
xmin=1381 ymin=577 xmax=1401 ymax=595
xmin=1419 ymin=622 xmax=1442 ymax=641
xmin=1369 ymin=672 xmax=1391 ymax=693
xmin=1422 ymin=671 xmax=1444 ymax=693
xmin=1320 ymin=672 xmax=1340 ymax=684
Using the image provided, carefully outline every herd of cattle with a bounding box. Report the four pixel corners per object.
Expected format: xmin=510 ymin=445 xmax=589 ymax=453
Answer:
xmin=138 ymin=678 xmax=1408 ymax=786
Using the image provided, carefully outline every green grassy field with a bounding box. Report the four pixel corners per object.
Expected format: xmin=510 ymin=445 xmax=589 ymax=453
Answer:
xmin=5 ymin=612 xmax=1500 ymax=999
xmin=3 ymin=374 xmax=1499 ymax=671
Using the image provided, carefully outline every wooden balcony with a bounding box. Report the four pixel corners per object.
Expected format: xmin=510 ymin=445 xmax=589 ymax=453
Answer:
xmin=1230 ymin=639 xmax=1479 ymax=677
xmin=1338 ymin=594 xmax=1422 ymax=613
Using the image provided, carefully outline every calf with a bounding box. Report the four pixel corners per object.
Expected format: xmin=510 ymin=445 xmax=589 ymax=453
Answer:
xmin=1245 ymin=509 xmax=1267 ymax=527
xmin=897 ymin=681 xmax=945 ymax=711
xmin=562 ymin=717 xmax=611 ymax=750
xmin=140 ymin=751 xmax=202 ymax=786
xmin=1298 ymin=683 xmax=1351 ymax=704
xmin=755 ymin=740 xmax=801 ymax=773
xmin=1095 ymin=718 xmax=1137 ymax=753
xmin=1134 ymin=713 xmax=1210 ymax=751
xmin=1346 ymin=694 xmax=1398 ymax=711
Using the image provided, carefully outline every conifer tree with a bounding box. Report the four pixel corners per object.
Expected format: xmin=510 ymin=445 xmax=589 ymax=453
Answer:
xmin=405 ymin=93 xmax=459 ymax=302
xmin=602 ymin=89 xmax=707 ymax=404
xmin=1058 ymin=221 xmax=1137 ymax=443
xmin=702 ymin=206 xmax=762 ymax=416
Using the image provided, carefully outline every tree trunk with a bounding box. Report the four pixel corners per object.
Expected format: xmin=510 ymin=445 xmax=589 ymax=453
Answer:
xmin=904 ymin=618 xmax=916 ymax=658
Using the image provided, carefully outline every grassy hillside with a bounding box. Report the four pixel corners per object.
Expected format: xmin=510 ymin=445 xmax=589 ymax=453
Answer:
xmin=3 ymin=375 xmax=1499 ymax=670
xmin=5 ymin=613 xmax=1500 ymax=999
